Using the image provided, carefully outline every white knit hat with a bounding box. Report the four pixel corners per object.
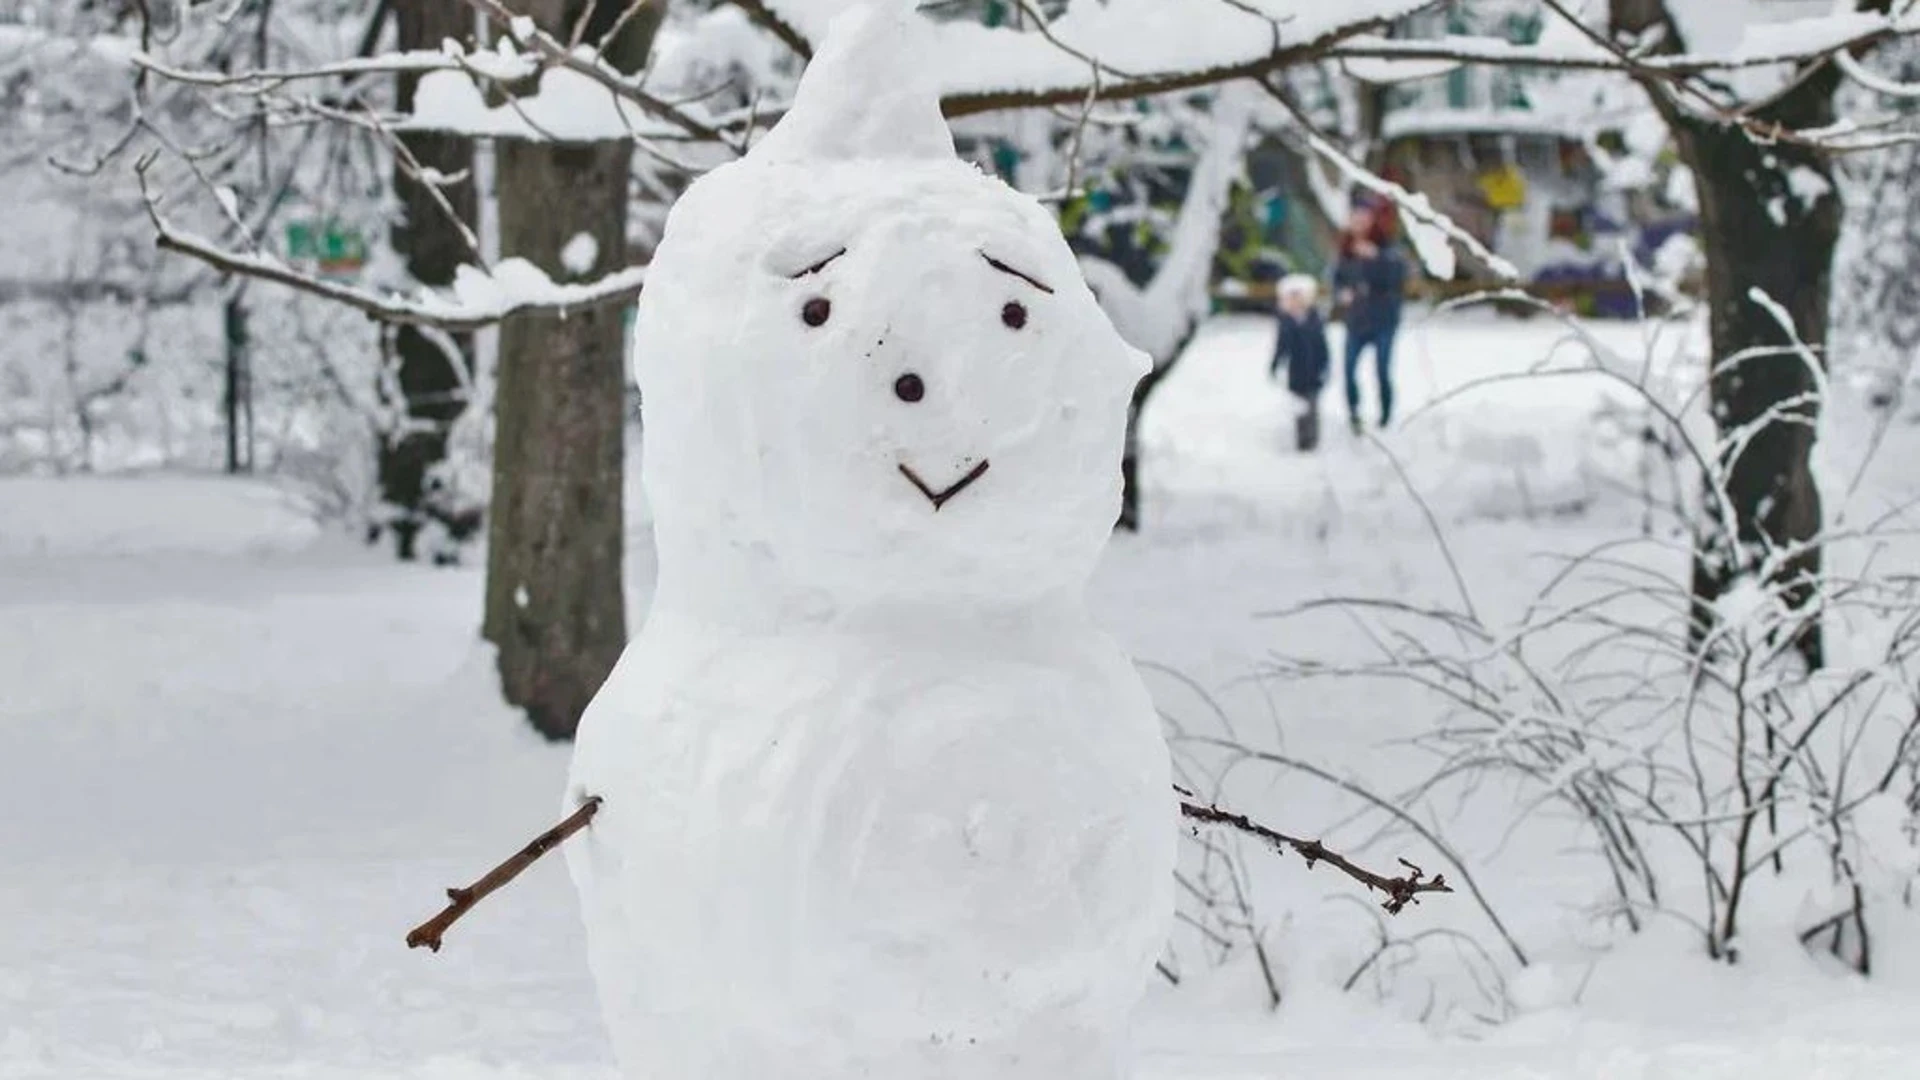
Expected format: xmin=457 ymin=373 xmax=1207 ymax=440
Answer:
xmin=1277 ymin=273 xmax=1319 ymax=304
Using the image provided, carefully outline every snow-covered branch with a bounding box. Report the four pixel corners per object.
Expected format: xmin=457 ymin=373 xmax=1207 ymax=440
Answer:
xmin=139 ymin=163 xmax=644 ymax=332
xmin=108 ymin=0 xmax=1920 ymax=153
xmin=459 ymin=0 xmax=728 ymax=143
xmin=734 ymin=0 xmax=1440 ymax=118
xmin=1533 ymin=0 xmax=1920 ymax=153
xmin=1257 ymin=79 xmax=1516 ymax=282
xmin=132 ymin=0 xmax=730 ymax=148
xmin=1079 ymin=86 xmax=1254 ymax=365
xmin=1835 ymin=44 xmax=1920 ymax=99
xmin=730 ymin=0 xmax=1920 ymax=126
xmin=128 ymin=48 xmax=520 ymax=92
xmin=1327 ymin=9 xmax=1920 ymax=78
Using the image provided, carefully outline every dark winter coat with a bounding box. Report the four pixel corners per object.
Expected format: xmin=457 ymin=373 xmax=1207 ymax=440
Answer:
xmin=1271 ymin=309 xmax=1331 ymax=397
xmin=1332 ymin=242 xmax=1408 ymax=338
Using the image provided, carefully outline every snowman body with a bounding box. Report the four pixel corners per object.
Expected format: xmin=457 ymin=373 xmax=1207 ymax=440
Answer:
xmin=570 ymin=614 xmax=1169 ymax=1079
xmin=566 ymin=7 xmax=1174 ymax=1077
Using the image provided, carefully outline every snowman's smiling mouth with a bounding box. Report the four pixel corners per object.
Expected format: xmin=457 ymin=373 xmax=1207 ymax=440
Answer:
xmin=897 ymin=459 xmax=991 ymax=511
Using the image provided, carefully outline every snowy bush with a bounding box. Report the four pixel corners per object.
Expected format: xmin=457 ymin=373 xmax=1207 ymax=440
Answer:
xmin=1258 ymin=300 xmax=1920 ymax=977
xmin=0 ymin=0 xmax=394 ymax=525
xmin=0 ymin=283 xmax=381 ymax=483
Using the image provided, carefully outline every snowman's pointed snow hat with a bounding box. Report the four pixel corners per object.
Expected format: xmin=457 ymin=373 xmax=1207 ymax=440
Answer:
xmin=746 ymin=0 xmax=954 ymax=164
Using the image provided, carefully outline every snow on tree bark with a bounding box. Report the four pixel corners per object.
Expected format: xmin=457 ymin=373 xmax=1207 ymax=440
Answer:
xmin=1670 ymin=101 xmax=1838 ymax=668
xmin=1610 ymin=0 xmax=1876 ymax=669
xmin=483 ymin=0 xmax=664 ymax=740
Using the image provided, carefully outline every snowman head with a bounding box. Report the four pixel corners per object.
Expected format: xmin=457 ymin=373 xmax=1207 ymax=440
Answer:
xmin=635 ymin=1 xmax=1147 ymax=624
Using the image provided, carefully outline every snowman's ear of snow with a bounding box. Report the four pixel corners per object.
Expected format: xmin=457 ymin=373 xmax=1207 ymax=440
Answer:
xmin=745 ymin=0 xmax=954 ymax=165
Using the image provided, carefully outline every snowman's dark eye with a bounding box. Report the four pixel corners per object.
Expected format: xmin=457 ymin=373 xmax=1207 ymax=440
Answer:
xmin=801 ymin=297 xmax=831 ymax=327
xmin=1001 ymin=301 xmax=1028 ymax=330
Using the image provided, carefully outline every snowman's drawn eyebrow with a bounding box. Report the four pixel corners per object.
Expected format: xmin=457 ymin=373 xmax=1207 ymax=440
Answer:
xmin=980 ymin=252 xmax=1054 ymax=295
xmin=786 ymin=247 xmax=848 ymax=279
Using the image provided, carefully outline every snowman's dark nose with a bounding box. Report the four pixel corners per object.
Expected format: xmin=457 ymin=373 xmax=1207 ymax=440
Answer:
xmin=894 ymin=372 xmax=925 ymax=403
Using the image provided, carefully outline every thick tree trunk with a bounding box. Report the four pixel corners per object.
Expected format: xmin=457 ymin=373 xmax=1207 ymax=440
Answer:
xmin=381 ymin=0 xmax=476 ymax=561
xmin=482 ymin=0 xmax=661 ymax=740
xmin=486 ymin=138 xmax=630 ymax=738
xmin=1665 ymin=88 xmax=1841 ymax=669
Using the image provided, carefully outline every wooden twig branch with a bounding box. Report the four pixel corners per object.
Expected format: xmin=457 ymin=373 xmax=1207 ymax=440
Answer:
xmin=1175 ymin=785 xmax=1453 ymax=915
xmin=407 ymin=796 xmax=603 ymax=952
xmin=401 ymin=785 xmax=1449 ymax=954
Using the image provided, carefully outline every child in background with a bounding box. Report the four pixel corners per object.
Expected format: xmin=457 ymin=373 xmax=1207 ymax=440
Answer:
xmin=1270 ymin=273 xmax=1331 ymax=452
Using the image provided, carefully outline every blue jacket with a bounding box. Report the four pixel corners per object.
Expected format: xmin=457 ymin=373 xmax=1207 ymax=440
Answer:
xmin=1332 ymin=243 xmax=1408 ymax=337
xmin=1272 ymin=309 xmax=1331 ymax=397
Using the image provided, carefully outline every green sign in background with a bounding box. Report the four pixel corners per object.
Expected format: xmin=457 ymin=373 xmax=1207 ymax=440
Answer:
xmin=284 ymin=220 xmax=368 ymax=281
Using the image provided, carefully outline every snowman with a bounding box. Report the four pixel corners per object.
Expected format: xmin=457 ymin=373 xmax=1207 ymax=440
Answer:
xmin=564 ymin=3 xmax=1174 ymax=1077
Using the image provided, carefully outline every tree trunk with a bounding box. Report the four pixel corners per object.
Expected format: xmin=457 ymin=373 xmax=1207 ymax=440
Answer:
xmin=381 ymin=0 xmax=476 ymax=561
xmin=223 ymin=290 xmax=252 ymax=474
xmin=1664 ymin=85 xmax=1841 ymax=669
xmin=483 ymin=0 xmax=662 ymax=740
xmin=1118 ymin=354 xmax=1181 ymax=532
xmin=1354 ymin=81 xmax=1391 ymax=173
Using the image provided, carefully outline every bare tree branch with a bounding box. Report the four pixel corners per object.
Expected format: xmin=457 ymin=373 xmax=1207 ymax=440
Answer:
xmin=1008 ymin=0 xmax=1143 ymax=85
xmin=587 ymin=0 xmax=666 ymax=66
xmin=356 ymin=101 xmax=483 ymax=262
xmin=1176 ymin=786 xmax=1454 ymax=915
xmin=727 ymin=0 xmax=814 ymax=60
xmin=407 ymin=797 xmax=602 ymax=952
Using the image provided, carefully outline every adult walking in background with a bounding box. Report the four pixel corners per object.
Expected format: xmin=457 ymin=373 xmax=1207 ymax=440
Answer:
xmin=1331 ymin=200 xmax=1408 ymax=433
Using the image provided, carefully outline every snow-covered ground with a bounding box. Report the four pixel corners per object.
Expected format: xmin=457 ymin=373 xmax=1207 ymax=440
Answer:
xmin=7 ymin=309 xmax=1920 ymax=1078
